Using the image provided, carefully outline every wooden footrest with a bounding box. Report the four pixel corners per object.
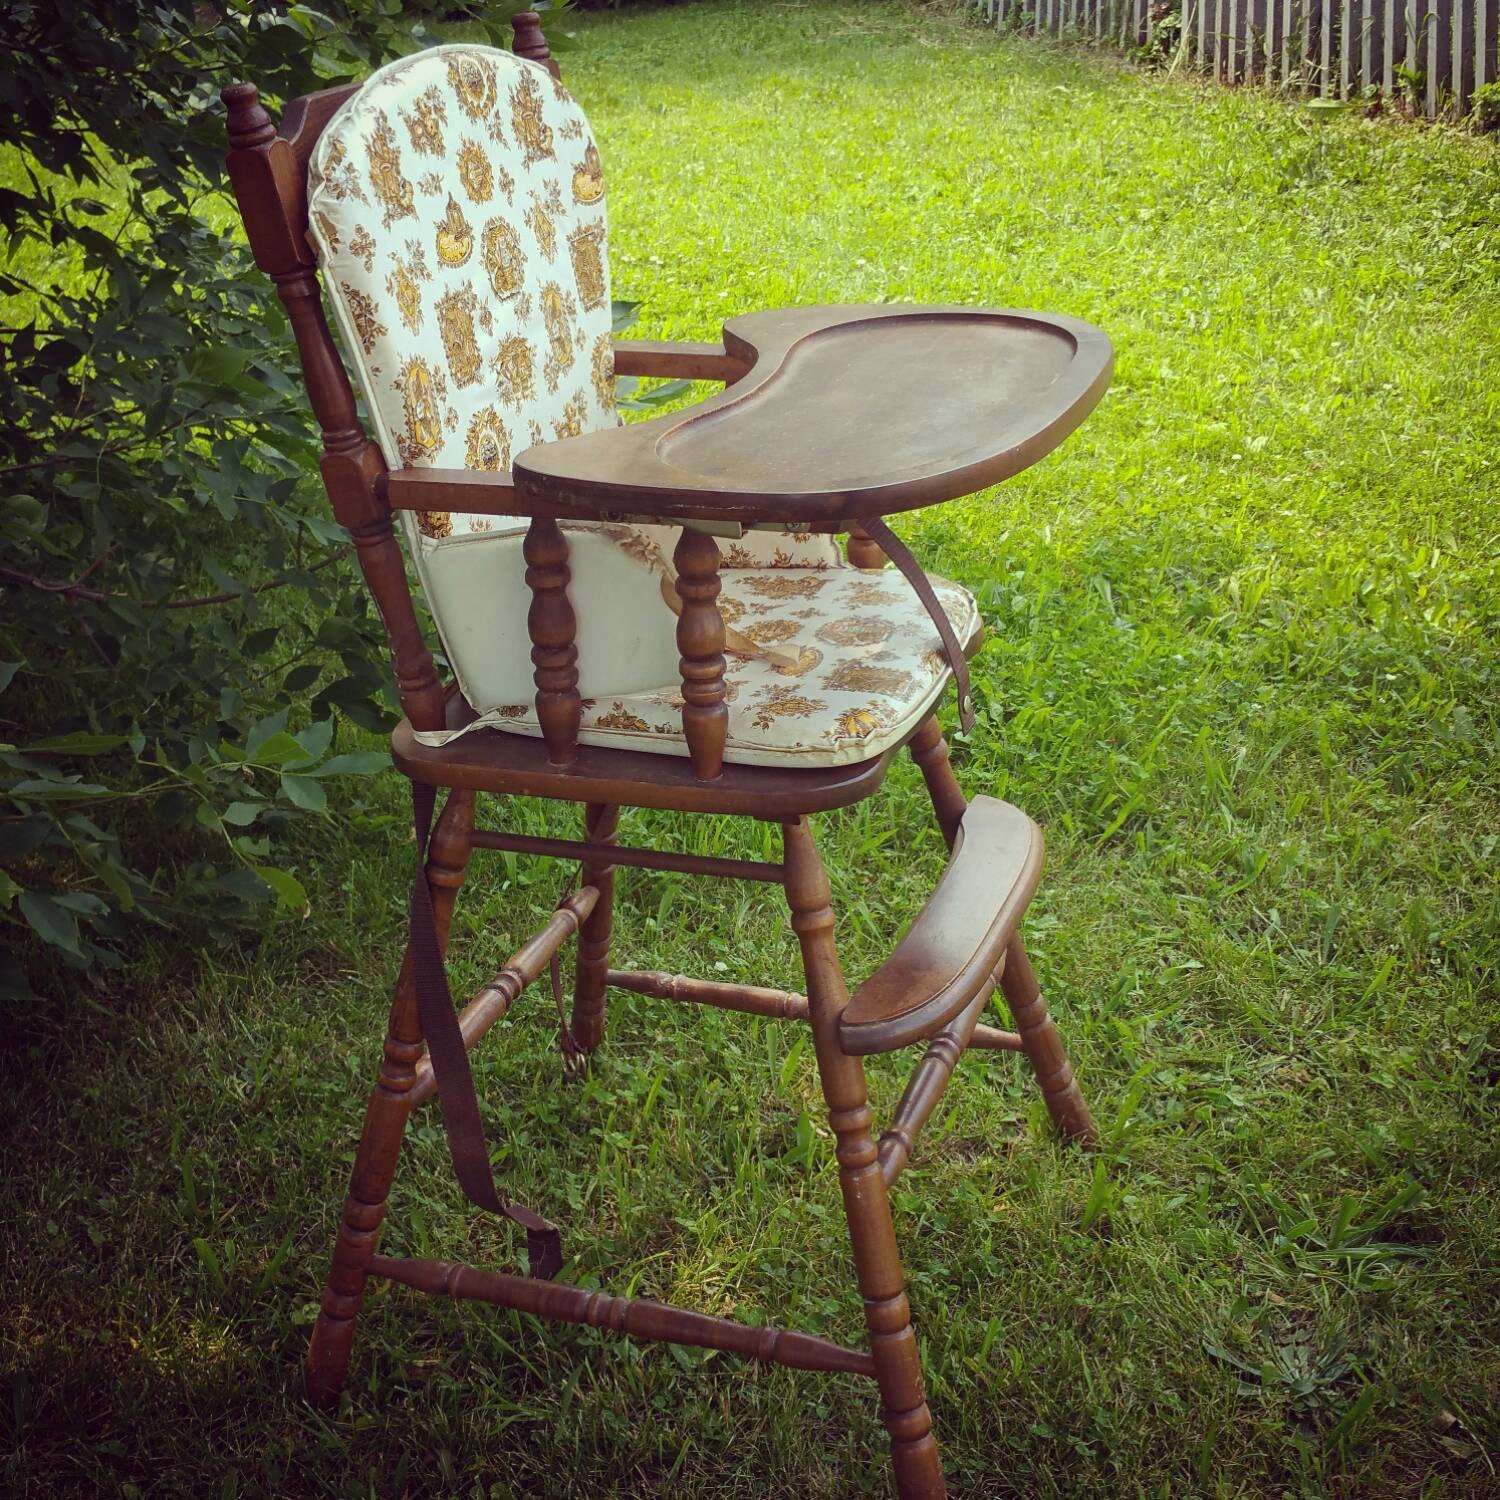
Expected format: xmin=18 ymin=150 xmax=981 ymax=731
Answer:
xmin=838 ymin=797 xmax=1043 ymax=1055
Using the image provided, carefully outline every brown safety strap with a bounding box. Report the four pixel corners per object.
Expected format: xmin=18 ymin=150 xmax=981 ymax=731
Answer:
xmin=859 ymin=516 xmax=975 ymax=734
xmin=409 ymin=780 xmax=563 ymax=1280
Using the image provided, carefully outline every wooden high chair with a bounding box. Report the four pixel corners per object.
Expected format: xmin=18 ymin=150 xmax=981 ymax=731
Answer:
xmin=223 ymin=15 xmax=1110 ymax=1496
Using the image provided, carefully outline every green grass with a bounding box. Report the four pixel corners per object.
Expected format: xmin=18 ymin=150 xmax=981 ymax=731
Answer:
xmin=5 ymin=1 xmax=1499 ymax=1494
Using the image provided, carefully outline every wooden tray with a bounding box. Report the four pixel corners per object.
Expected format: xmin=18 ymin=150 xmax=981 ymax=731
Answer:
xmin=514 ymin=304 xmax=1112 ymax=525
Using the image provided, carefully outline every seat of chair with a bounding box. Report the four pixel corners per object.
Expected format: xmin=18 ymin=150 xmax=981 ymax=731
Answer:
xmin=413 ymin=564 xmax=982 ymax=770
xmin=514 ymin=303 xmax=1114 ymax=525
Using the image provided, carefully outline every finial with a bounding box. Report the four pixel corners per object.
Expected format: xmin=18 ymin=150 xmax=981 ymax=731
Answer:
xmin=222 ymin=82 xmax=277 ymax=149
xmin=511 ymin=11 xmax=562 ymax=81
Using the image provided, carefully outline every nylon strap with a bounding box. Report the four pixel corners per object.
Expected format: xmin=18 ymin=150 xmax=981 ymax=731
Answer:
xmin=408 ymin=780 xmax=563 ymax=1280
xmin=859 ymin=516 xmax=975 ymax=734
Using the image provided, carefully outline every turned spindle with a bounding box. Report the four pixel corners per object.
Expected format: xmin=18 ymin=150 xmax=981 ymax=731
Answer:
xmin=673 ymin=527 xmax=729 ymax=781
xmin=523 ymin=518 xmax=582 ymax=765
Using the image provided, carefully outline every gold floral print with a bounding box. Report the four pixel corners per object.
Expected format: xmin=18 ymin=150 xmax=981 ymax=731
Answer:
xmin=822 ymin=661 xmax=914 ymax=698
xmin=751 ymin=688 xmax=826 ymax=731
xmin=815 ymin=616 xmax=893 ymax=647
xmin=480 ymin=216 xmax=525 ymax=300
xmin=366 ymin=112 xmax=414 ymax=229
xmin=717 ymin=595 xmax=745 ymax=625
xmin=464 ymin=406 xmax=511 ymax=470
xmin=385 ymin=258 xmax=423 ymax=335
xmin=456 ymin=138 xmax=493 ymax=202
xmin=401 ymin=85 xmax=446 ymax=155
xmin=835 ymin=707 xmax=884 ymax=741
xmin=493 ymin=335 xmax=536 ymax=406
xmin=434 ymin=195 xmax=474 ymax=267
xmin=845 ymin=581 xmax=900 ymax=607
xmin=743 ymin=618 xmax=800 ymax=644
xmin=590 ymin=331 xmax=614 ymax=409
xmin=436 ymin=286 xmax=483 ymax=388
xmin=509 ymin=69 xmax=554 ymax=164
xmin=744 ymin=574 xmax=828 ymax=599
xmin=313 ymin=210 xmax=341 ymax=252
xmin=339 ymin=282 xmax=388 ymax=355
xmin=557 ymin=113 xmax=584 ymax=141
xmin=552 ymin=394 xmax=588 ymax=441
xmin=348 ymin=225 xmax=376 ymax=272
xmin=571 ymin=141 xmax=604 ymax=204
xmin=567 ymin=222 xmax=607 ymax=311
xmin=417 ymin=170 xmax=444 ymax=196
xmin=722 ymin=544 xmax=755 ymax=568
xmin=417 ymin=510 xmax=453 ymax=540
xmin=525 ymin=184 xmax=563 ymax=259
xmin=595 ymin=703 xmax=650 ymax=732
xmin=315 ymin=136 xmax=365 ymax=203
xmin=394 ymin=356 xmax=445 ymax=466
xmin=539 ymin=280 xmax=577 ymax=391
xmin=446 ymin=52 xmax=498 ymax=120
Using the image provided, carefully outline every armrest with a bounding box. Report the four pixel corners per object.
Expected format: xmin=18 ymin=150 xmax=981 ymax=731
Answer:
xmin=612 ymin=338 xmax=748 ymax=383
xmin=382 ymin=467 xmax=522 ymax=516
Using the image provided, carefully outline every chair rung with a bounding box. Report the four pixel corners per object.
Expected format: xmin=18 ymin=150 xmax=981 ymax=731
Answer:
xmin=368 ymin=1254 xmax=875 ymax=1378
xmin=409 ymin=886 xmax=598 ymax=1106
xmin=606 ymin=967 xmax=807 ymax=1020
xmin=840 ymin=797 xmax=1043 ymax=1055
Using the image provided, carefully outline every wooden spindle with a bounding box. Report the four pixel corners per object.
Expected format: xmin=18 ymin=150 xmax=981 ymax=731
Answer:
xmin=908 ymin=717 xmax=967 ymax=852
xmin=523 ymin=517 xmax=581 ymax=765
xmin=570 ymin=802 xmax=620 ymax=1055
xmin=998 ymin=936 xmax=1097 ymax=1144
xmin=673 ymin=527 xmax=728 ymax=781
xmin=846 ymin=520 xmax=889 ymax=570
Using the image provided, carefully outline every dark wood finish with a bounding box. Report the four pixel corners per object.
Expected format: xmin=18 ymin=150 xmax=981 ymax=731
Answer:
xmin=877 ymin=982 xmax=995 ymax=1188
xmin=368 ymin=1254 xmax=874 ymax=1377
xmin=612 ymin=338 xmax=746 ymax=382
xmin=998 ymin=936 xmax=1098 ymax=1144
xmin=393 ymin=712 xmax=897 ymax=817
xmin=783 ymin=817 xmax=947 ymax=1497
xmin=908 ymin=716 xmax=967 ymax=851
xmin=304 ymin=787 xmax=474 ymax=1405
xmin=409 ymin=885 xmax=599 ymax=1108
xmin=571 ymin=803 xmax=620 ymax=1055
xmin=672 ymin=526 xmax=729 ymax=781
xmin=515 ymin=304 xmax=1114 ymax=526
xmin=224 ymin=20 xmax=1104 ymax=1495
xmin=840 ymin=798 xmax=1043 ymax=1055
xmin=606 ymin=967 xmax=809 ymax=1021
xmin=523 ymin=518 xmax=581 ymax=765
xmin=510 ymin=10 xmax=561 ymax=79
xmin=469 ymin=826 xmax=783 ymax=883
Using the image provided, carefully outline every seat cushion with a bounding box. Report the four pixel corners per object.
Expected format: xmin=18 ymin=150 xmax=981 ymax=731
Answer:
xmin=417 ymin=565 xmax=980 ymax=768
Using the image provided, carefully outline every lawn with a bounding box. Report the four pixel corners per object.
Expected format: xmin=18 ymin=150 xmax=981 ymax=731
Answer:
xmin=4 ymin=1 xmax=1498 ymax=1495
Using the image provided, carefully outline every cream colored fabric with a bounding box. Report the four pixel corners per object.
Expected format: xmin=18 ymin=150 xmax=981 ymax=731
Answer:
xmin=417 ymin=562 xmax=980 ymax=768
xmin=309 ymin=44 xmax=969 ymax=764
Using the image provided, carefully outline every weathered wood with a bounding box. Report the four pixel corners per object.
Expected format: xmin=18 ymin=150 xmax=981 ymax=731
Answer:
xmin=605 ymin=968 xmax=809 ymax=1021
xmin=368 ymin=1254 xmax=875 ymax=1376
xmin=571 ymin=803 xmax=619 ymax=1055
xmin=783 ymin=818 xmax=946 ymax=1498
xmin=469 ymin=827 xmax=784 ymax=882
xmin=672 ymin=526 xmax=728 ymax=781
xmin=408 ymin=886 xmax=599 ymax=1107
xmin=998 ymin=936 xmax=1098 ymax=1144
xmin=878 ymin=981 xmax=996 ymax=1188
xmin=523 ymin=517 xmax=581 ymax=765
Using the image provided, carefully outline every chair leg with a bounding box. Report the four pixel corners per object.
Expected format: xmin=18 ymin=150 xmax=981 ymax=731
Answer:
xmin=304 ymin=788 xmax=476 ymax=1407
xmin=570 ymin=802 xmax=620 ymax=1055
xmin=783 ymin=818 xmax=947 ymax=1500
xmin=998 ymin=934 xmax=1097 ymax=1145
xmin=908 ymin=716 xmax=966 ymax=852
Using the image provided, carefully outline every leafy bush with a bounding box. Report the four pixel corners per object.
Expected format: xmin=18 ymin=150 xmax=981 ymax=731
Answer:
xmin=0 ymin=1 xmax=545 ymax=1000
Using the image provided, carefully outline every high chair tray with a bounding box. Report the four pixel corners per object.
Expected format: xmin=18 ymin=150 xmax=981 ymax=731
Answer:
xmin=514 ymin=303 xmax=1112 ymax=525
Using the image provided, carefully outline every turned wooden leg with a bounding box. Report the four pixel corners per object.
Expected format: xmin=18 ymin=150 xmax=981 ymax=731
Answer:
xmin=571 ymin=801 xmax=620 ymax=1055
xmin=783 ymin=818 xmax=946 ymax=1500
xmin=998 ymin=934 xmax=1096 ymax=1145
xmin=908 ymin=716 xmax=966 ymax=852
xmin=305 ymin=789 xmax=476 ymax=1406
xmin=847 ymin=521 xmax=889 ymax=570
xmin=524 ymin=517 xmax=581 ymax=766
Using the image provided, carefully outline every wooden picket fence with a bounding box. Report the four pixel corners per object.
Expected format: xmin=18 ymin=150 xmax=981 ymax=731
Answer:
xmin=976 ymin=0 xmax=1500 ymax=121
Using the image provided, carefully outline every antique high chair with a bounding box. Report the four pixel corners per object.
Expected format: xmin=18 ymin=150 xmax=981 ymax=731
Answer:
xmin=223 ymin=15 xmax=1111 ymax=1497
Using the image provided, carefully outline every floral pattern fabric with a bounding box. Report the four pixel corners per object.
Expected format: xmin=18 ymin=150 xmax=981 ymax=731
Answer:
xmin=418 ymin=564 xmax=981 ymax=769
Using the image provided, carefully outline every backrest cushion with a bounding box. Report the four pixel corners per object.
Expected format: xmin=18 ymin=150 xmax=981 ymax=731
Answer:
xmin=307 ymin=44 xmax=615 ymax=542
